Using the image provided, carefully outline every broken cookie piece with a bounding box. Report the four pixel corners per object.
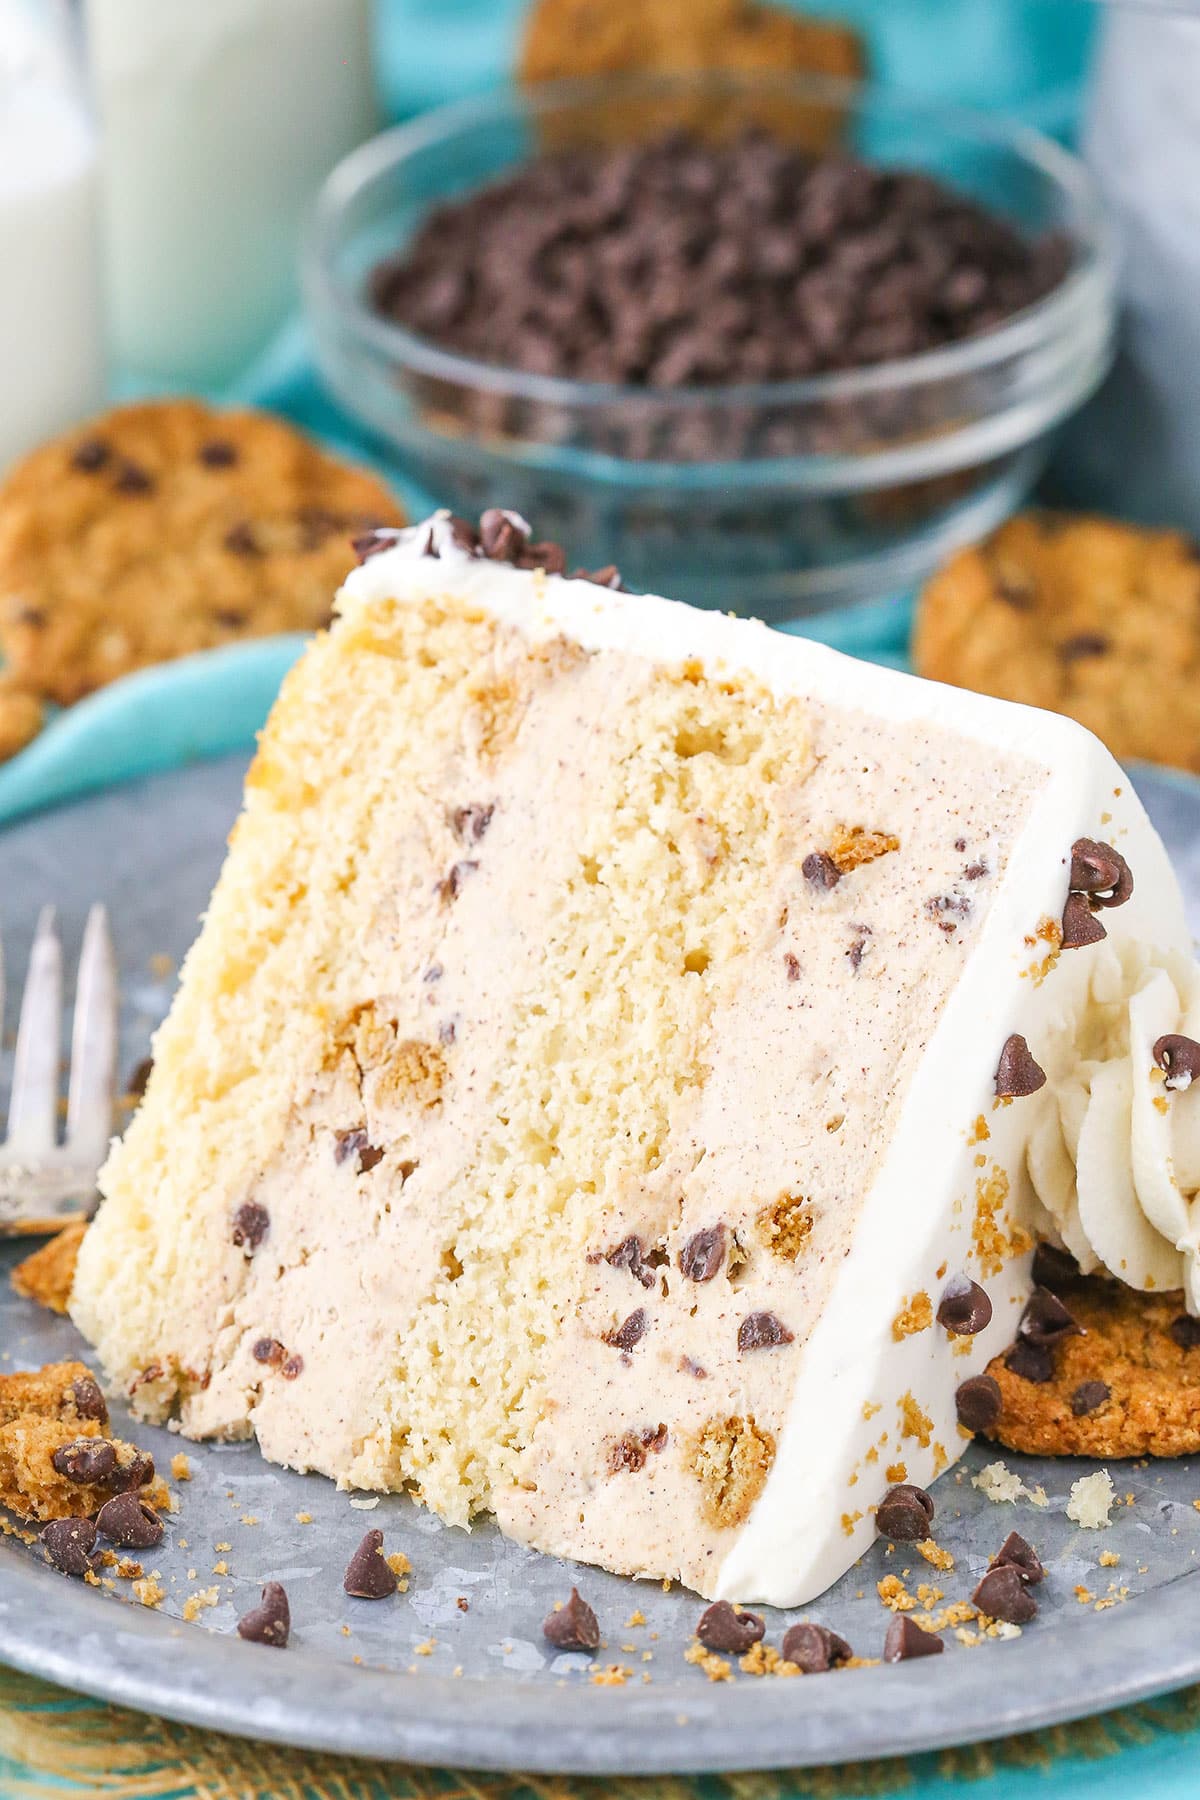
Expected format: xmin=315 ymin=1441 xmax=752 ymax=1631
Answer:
xmin=0 ymin=1360 xmax=153 ymax=1522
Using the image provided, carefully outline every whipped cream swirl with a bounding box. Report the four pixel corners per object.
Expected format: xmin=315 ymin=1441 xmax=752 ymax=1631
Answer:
xmin=1028 ymin=940 xmax=1200 ymax=1312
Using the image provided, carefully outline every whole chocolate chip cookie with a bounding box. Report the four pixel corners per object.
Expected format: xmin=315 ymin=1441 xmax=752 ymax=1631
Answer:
xmin=519 ymin=0 xmax=865 ymax=154
xmin=985 ymin=1273 xmax=1200 ymax=1458
xmin=0 ymin=401 xmax=405 ymax=706
xmin=913 ymin=512 xmax=1200 ymax=773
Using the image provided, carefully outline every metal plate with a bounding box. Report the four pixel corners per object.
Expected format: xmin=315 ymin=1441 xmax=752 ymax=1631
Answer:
xmin=5 ymin=753 xmax=1200 ymax=1775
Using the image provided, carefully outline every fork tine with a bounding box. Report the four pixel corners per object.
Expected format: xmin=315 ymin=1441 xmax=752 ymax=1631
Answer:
xmin=7 ymin=904 xmax=62 ymax=1154
xmin=66 ymin=903 xmax=118 ymax=1163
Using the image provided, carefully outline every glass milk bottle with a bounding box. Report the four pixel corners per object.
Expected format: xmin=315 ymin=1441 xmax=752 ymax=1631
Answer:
xmin=84 ymin=0 xmax=378 ymax=385
xmin=0 ymin=0 xmax=105 ymax=468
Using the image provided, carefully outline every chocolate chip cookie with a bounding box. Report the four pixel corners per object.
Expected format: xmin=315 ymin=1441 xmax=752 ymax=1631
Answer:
xmin=519 ymin=0 xmax=865 ymax=153
xmin=985 ymin=1275 xmax=1200 ymax=1459
xmin=0 ymin=401 xmax=405 ymax=707
xmin=913 ymin=513 xmax=1200 ymax=773
xmin=0 ymin=1359 xmax=162 ymax=1521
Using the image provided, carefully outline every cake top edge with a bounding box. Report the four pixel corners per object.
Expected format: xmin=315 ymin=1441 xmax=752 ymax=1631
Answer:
xmin=342 ymin=511 xmax=1112 ymax=777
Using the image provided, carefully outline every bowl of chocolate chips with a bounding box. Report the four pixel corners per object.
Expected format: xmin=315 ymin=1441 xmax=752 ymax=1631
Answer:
xmin=305 ymin=72 xmax=1115 ymax=622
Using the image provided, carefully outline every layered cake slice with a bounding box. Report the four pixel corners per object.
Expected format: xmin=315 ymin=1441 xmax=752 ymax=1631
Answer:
xmin=71 ymin=512 xmax=1196 ymax=1605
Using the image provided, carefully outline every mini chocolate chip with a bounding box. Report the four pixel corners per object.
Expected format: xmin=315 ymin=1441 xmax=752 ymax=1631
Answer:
xmin=520 ymin=539 xmax=567 ymax=576
xmin=604 ymin=1308 xmax=647 ymax=1351
xmin=955 ymin=1373 xmax=1003 ymax=1432
xmin=1154 ymin=1035 xmax=1200 ymax=1087
xmin=936 ymin=1275 xmax=993 ymax=1336
xmin=41 ymin=1515 xmax=98 ymax=1575
xmin=876 ymin=1483 xmax=934 ymax=1541
xmin=353 ymin=528 xmax=405 ymax=564
xmin=281 ymin=1355 xmax=304 ymax=1380
xmin=438 ymin=859 xmax=478 ymax=902
xmin=69 ymin=1375 xmax=108 ymax=1424
xmin=964 ymin=860 xmax=988 ymax=881
xmin=883 ymin=1614 xmax=943 ymax=1662
xmin=199 ymin=439 xmax=238 ymax=467
xmin=52 ymin=1438 xmax=116 ymax=1484
xmin=126 ymin=1055 xmax=154 ymax=1098
xmin=785 ymin=952 xmax=801 ymax=980
xmin=70 ymin=437 xmax=109 ymax=472
xmin=681 ymin=1356 xmax=708 ymax=1379
xmin=991 ymin=1531 xmax=1045 ymax=1585
xmin=1005 ymin=1338 xmax=1054 ymax=1383
xmin=253 ymin=1337 xmax=286 ymax=1367
xmin=1057 ymin=633 xmax=1110 ymax=663
xmin=848 ymin=936 xmax=868 ymax=969
xmin=737 ymin=1310 xmax=794 ymax=1353
xmin=224 ymin=521 xmax=260 ymax=556
xmin=237 ymin=1581 xmax=290 ymax=1647
xmin=231 ymin=1201 xmax=269 ymax=1251
xmin=1061 ymin=891 xmax=1107 ymax=949
xmin=1019 ymin=1286 xmax=1083 ymax=1347
xmin=113 ymin=460 xmax=153 ymax=494
xmin=543 ymin=1587 xmax=599 ymax=1652
xmin=1071 ymin=1379 xmax=1110 ymax=1417
xmin=604 ymin=1235 xmax=660 ymax=1289
xmin=995 ymin=1034 xmax=1046 ymax=1098
xmin=95 ymin=1490 xmax=164 ymax=1548
xmin=696 ymin=1600 xmax=764 ymax=1653
xmin=972 ymin=1563 xmax=1038 ymax=1624
xmin=679 ymin=1224 xmax=726 ymax=1282
xmin=1031 ymin=1241 xmax=1081 ymax=1290
xmin=334 ymin=1128 xmax=384 ymax=1173
xmin=573 ymin=564 xmax=624 ymax=590
xmin=1069 ymin=838 xmax=1133 ymax=907
xmin=452 ymin=802 xmax=494 ymax=843
xmin=343 ymin=1528 xmax=398 ymax=1598
xmin=479 ymin=507 xmax=529 ymax=561
xmin=1171 ymin=1315 xmax=1200 ymax=1349
xmin=213 ymin=608 xmax=248 ymax=630
xmin=780 ymin=1621 xmax=852 ymax=1672
xmin=802 ymin=850 xmax=841 ymax=890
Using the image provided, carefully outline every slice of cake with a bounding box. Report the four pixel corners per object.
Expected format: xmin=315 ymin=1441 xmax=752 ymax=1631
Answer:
xmin=70 ymin=510 xmax=1197 ymax=1606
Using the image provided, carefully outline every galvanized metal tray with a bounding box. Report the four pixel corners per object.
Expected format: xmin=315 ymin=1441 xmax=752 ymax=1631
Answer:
xmin=4 ymin=753 xmax=1200 ymax=1775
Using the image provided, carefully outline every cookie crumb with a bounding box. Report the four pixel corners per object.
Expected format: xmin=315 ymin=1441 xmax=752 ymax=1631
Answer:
xmin=132 ymin=1575 xmax=165 ymax=1608
xmin=170 ymin=1453 xmax=191 ymax=1481
xmin=684 ymin=1640 xmax=733 ymax=1682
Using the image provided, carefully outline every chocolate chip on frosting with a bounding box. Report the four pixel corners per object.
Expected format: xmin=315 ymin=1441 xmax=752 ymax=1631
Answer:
xmin=353 ymin=527 xmax=407 ymax=564
xmin=41 ymin=1516 xmax=98 ymax=1575
xmin=737 ymin=1311 xmax=794 ymax=1353
xmin=603 ymin=1308 xmax=647 ymax=1351
xmin=995 ymin=1034 xmax=1046 ymax=1098
xmin=95 ymin=1490 xmax=164 ymax=1548
xmin=991 ymin=1531 xmax=1044 ymax=1585
xmin=1019 ymin=1286 xmax=1083 ymax=1348
xmin=696 ymin=1600 xmax=764 ymax=1653
xmin=955 ymin=1373 xmax=1002 ymax=1431
xmin=781 ymin=1621 xmax=852 ymax=1673
xmin=1061 ymin=891 xmax=1107 ymax=950
xmin=972 ymin=1563 xmax=1038 ymax=1624
xmin=1071 ymin=1379 xmax=1110 ymax=1417
xmin=51 ymin=1438 xmax=116 ymax=1484
xmin=876 ymin=1482 xmax=934 ymax=1541
xmin=883 ymin=1614 xmax=943 ymax=1662
xmin=936 ymin=1275 xmax=993 ymax=1336
xmin=543 ymin=1587 xmax=600 ymax=1652
xmin=679 ymin=1224 xmax=726 ymax=1282
xmin=343 ymin=1528 xmax=398 ymax=1598
xmin=1069 ymin=838 xmax=1133 ymax=908
xmin=802 ymin=850 xmax=841 ymax=890
xmin=237 ymin=1581 xmax=291 ymax=1647
xmin=231 ymin=1201 xmax=269 ymax=1252
xmin=1154 ymin=1034 xmax=1200 ymax=1089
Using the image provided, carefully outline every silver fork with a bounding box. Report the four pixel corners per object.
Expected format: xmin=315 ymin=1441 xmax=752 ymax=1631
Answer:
xmin=0 ymin=905 xmax=118 ymax=1235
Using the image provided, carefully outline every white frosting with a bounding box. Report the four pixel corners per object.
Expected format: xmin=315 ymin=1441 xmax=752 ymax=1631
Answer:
xmin=343 ymin=517 xmax=1196 ymax=1605
xmin=1026 ymin=940 xmax=1200 ymax=1312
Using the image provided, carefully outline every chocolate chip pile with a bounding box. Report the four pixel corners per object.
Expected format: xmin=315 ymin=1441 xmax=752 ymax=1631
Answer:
xmin=370 ymin=130 xmax=1069 ymax=389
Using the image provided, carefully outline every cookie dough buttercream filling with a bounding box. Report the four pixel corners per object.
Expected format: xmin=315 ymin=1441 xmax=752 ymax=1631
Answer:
xmin=70 ymin=512 xmax=1197 ymax=1606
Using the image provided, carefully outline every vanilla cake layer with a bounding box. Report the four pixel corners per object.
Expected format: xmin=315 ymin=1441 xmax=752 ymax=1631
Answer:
xmin=72 ymin=524 xmax=1192 ymax=1604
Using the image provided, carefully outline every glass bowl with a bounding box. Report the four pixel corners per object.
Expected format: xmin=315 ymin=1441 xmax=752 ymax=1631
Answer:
xmin=303 ymin=72 xmax=1116 ymax=623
